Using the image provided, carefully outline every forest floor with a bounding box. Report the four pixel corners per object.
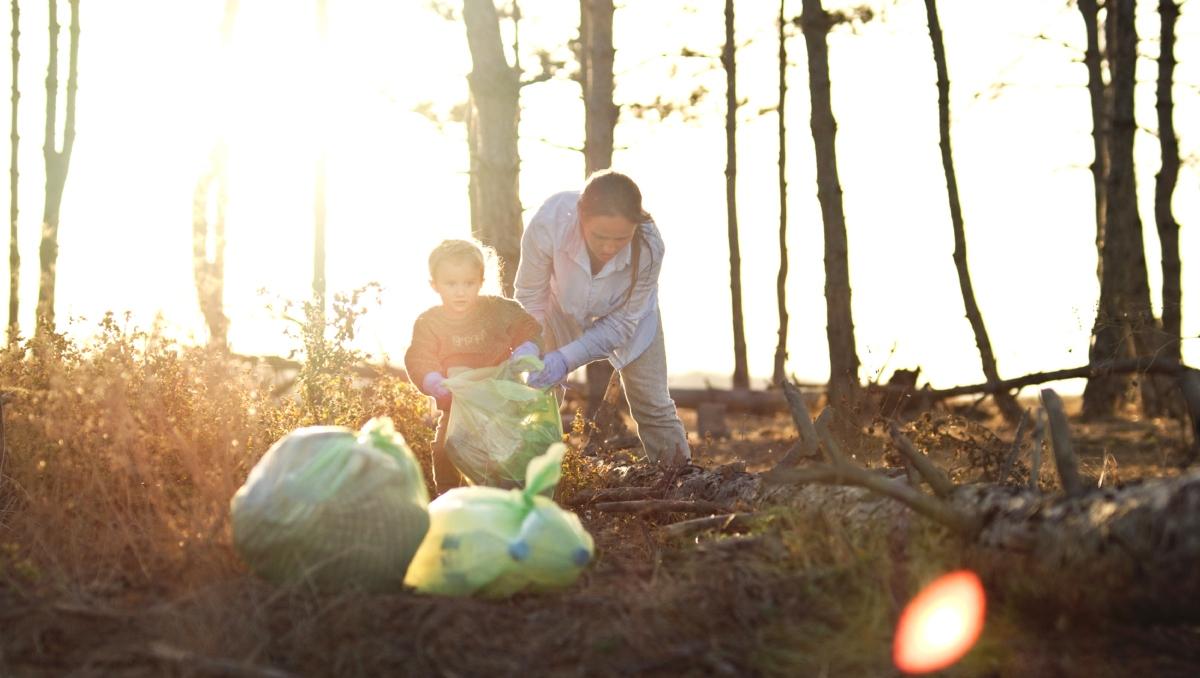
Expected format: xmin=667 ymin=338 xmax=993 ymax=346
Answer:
xmin=3 ymin=395 xmax=1200 ymax=677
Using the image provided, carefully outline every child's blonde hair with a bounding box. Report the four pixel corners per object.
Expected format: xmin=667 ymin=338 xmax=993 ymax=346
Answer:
xmin=427 ymin=238 xmax=500 ymax=292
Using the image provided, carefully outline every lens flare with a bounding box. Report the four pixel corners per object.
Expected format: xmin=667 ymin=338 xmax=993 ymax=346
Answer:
xmin=893 ymin=569 xmax=986 ymax=674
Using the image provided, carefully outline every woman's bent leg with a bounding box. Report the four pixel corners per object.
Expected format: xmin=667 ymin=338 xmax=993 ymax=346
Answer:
xmin=619 ymin=323 xmax=691 ymax=465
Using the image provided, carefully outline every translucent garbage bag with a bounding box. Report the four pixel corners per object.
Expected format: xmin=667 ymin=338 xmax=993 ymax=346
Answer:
xmin=404 ymin=443 xmax=594 ymax=597
xmin=443 ymin=354 xmax=564 ymax=491
xmin=230 ymin=417 xmax=430 ymax=591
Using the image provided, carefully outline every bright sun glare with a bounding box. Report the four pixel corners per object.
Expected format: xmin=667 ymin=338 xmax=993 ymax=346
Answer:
xmin=893 ymin=569 xmax=987 ymax=674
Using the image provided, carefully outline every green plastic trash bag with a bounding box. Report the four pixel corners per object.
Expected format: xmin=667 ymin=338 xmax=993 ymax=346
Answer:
xmin=230 ymin=417 xmax=430 ymax=591
xmin=404 ymin=443 xmax=594 ymax=597
xmin=443 ymin=354 xmax=564 ymax=491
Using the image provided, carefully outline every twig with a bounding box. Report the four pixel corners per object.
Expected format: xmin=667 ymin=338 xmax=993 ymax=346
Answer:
xmin=780 ymin=381 xmax=820 ymax=457
xmin=565 ymin=486 xmax=658 ymax=506
xmin=813 ymin=409 xmax=851 ymax=468
xmin=1041 ymin=389 xmax=1083 ymax=497
xmin=661 ymin=512 xmax=757 ymax=540
xmin=592 ymin=499 xmax=731 ymax=516
xmin=887 ymin=423 xmax=955 ymax=498
xmin=1029 ymin=408 xmax=1047 ymax=493
xmin=145 ymin=641 xmax=297 ymax=678
xmin=764 ymin=463 xmax=978 ymax=535
xmin=998 ymin=408 xmax=1030 ymax=484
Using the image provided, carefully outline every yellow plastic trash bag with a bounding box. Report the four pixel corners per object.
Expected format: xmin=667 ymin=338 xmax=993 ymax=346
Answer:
xmin=404 ymin=443 xmax=594 ymax=597
xmin=231 ymin=417 xmax=430 ymax=592
xmin=443 ymin=354 xmax=564 ymax=491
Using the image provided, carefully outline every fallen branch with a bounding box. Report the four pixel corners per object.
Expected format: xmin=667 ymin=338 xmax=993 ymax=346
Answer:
xmin=591 ymin=499 xmax=731 ymax=516
xmin=565 ymin=486 xmax=658 ymax=505
xmin=1041 ymin=389 xmax=1083 ymax=496
xmin=925 ymin=357 xmax=1190 ymax=400
xmin=144 ymin=641 xmax=296 ymax=678
xmin=998 ymin=408 xmax=1030 ymax=484
xmin=887 ymin=423 xmax=954 ymax=498
xmin=661 ymin=512 xmax=758 ymax=540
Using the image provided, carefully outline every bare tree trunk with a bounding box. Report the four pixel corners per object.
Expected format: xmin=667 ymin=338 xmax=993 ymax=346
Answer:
xmin=463 ymin=0 xmax=522 ymax=296
xmin=799 ymin=0 xmax=860 ymax=417
xmin=7 ymin=0 xmax=19 ymax=344
xmin=313 ymin=0 xmax=328 ymax=323
xmin=923 ymin=0 xmax=1021 ymax=424
xmin=772 ymin=0 xmax=790 ymax=387
xmin=579 ymin=0 xmax=614 ymax=176
xmin=579 ymin=0 xmax=620 ymax=416
xmin=1154 ymin=0 xmax=1181 ymax=362
xmin=35 ymin=0 xmax=79 ymax=337
xmin=192 ymin=143 xmax=228 ymax=347
xmin=1083 ymin=0 xmax=1165 ymax=418
xmin=192 ymin=0 xmax=237 ymax=349
xmin=722 ymin=0 xmax=749 ymax=390
xmin=1078 ymin=0 xmax=1107 ymax=283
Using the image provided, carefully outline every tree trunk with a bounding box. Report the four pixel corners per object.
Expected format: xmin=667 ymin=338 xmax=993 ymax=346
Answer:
xmin=1154 ymin=0 xmax=1181 ymax=362
xmin=772 ymin=0 xmax=790 ymax=387
xmin=798 ymin=0 xmax=860 ymax=417
xmin=191 ymin=143 xmax=228 ymax=348
xmin=191 ymin=0 xmax=237 ymax=349
xmin=8 ymin=0 xmax=19 ymax=344
xmin=463 ymin=0 xmax=522 ymax=297
xmin=923 ymin=0 xmax=1021 ymax=424
xmin=312 ymin=0 xmax=328 ymax=324
xmin=35 ymin=0 xmax=79 ymax=337
xmin=723 ymin=0 xmax=749 ymax=390
xmin=1083 ymin=0 xmax=1166 ymax=418
xmin=579 ymin=0 xmax=614 ymax=176
xmin=1077 ymin=0 xmax=1107 ymax=282
xmin=579 ymin=0 xmax=620 ymax=416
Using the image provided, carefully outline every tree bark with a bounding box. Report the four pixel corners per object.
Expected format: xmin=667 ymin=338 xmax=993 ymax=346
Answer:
xmin=1077 ymin=0 xmax=1107 ymax=280
xmin=313 ymin=0 xmax=328 ymax=324
xmin=723 ymin=0 xmax=749 ymax=390
xmin=772 ymin=0 xmax=790 ymax=387
xmin=191 ymin=0 xmax=237 ymax=348
xmin=579 ymin=0 xmax=614 ymax=176
xmin=192 ymin=143 xmax=228 ymax=348
xmin=579 ymin=0 xmax=620 ymax=416
xmin=798 ymin=0 xmax=860 ymax=417
xmin=1154 ymin=0 xmax=1181 ymax=362
xmin=7 ymin=0 xmax=19 ymax=344
xmin=1083 ymin=0 xmax=1166 ymax=418
xmin=924 ymin=0 xmax=1021 ymax=424
xmin=463 ymin=0 xmax=522 ymax=297
xmin=35 ymin=0 xmax=79 ymax=337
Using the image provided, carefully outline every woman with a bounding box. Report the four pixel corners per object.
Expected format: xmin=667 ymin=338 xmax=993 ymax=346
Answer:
xmin=515 ymin=170 xmax=691 ymax=466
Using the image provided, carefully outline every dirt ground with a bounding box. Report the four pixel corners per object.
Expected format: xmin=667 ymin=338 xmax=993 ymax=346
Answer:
xmin=3 ymin=395 xmax=1200 ymax=677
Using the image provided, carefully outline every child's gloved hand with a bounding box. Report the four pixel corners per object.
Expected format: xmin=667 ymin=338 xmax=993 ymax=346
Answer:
xmin=422 ymin=372 xmax=451 ymax=400
xmin=510 ymin=341 xmax=540 ymax=360
xmin=527 ymin=351 xmax=568 ymax=389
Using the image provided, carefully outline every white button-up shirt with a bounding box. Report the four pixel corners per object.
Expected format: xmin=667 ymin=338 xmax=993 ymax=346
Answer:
xmin=515 ymin=190 xmax=663 ymax=371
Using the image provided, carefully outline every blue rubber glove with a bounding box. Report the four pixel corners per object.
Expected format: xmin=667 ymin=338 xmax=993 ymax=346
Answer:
xmin=511 ymin=341 xmax=540 ymax=360
xmin=421 ymin=372 xmax=451 ymax=400
xmin=527 ymin=351 xmax=569 ymax=389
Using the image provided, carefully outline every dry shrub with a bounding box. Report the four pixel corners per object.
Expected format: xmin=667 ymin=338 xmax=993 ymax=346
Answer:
xmin=0 ymin=300 xmax=434 ymax=597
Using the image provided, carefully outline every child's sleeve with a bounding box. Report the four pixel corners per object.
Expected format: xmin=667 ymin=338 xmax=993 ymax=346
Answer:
xmin=501 ymin=299 xmax=544 ymax=352
xmin=404 ymin=315 xmax=442 ymax=393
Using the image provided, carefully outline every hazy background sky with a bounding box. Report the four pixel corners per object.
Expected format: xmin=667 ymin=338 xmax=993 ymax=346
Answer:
xmin=1 ymin=0 xmax=1196 ymax=395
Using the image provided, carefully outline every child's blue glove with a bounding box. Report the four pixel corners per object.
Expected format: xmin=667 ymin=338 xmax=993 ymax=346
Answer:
xmin=422 ymin=372 xmax=451 ymax=400
xmin=527 ymin=351 xmax=568 ymax=389
xmin=510 ymin=341 xmax=540 ymax=360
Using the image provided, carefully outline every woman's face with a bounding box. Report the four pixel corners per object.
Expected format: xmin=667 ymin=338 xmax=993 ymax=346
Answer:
xmin=580 ymin=214 xmax=637 ymax=268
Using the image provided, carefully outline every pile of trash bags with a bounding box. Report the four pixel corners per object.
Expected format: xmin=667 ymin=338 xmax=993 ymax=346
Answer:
xmin=230 ymin=357 xmax=592 ymax=597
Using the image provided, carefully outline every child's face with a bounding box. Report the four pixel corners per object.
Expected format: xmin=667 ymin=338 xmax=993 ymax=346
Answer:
xmin=431 ymin=258 xmax=483 ymax=318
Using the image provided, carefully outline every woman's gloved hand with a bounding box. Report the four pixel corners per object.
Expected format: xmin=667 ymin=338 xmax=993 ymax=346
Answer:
xmin=527 ymin=351 xmax=568 ymax=389
xmin=510 ymin=341 xmax=540 ymax=360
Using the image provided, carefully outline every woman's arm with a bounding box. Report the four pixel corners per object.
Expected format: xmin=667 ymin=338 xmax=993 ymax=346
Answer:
xmin=513 ymin=199 xmax=559 ymax=324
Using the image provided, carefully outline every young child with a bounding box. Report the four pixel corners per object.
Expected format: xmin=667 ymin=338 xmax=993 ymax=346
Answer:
xmin=405 ymin=239 xmax=543 ymax=494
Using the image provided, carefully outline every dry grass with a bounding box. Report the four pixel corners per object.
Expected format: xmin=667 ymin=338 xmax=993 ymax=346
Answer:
xmin=2 ymin=311 xmax=1200 ymax=676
